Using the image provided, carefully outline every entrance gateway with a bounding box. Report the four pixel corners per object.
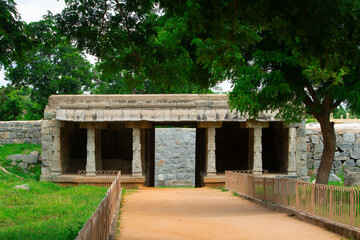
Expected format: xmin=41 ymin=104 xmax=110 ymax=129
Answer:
xmin=40 ymin=94 xmax=307 ymax=187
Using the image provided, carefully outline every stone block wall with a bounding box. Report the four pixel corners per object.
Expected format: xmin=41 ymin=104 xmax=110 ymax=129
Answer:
xmin=306 ymin=130 xmax=360 ymax=175
xmin=0 ymin=121 xmax=42 ymax=145
xmin=155 ymin=128 xmax=196 ymax=187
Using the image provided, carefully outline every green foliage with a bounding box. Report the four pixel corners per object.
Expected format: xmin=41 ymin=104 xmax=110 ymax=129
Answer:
xmin=56 ymin=0 xmax=215 ymax=91
xmin=0 ymin=144 xmax=108 ymax=240
xmin=5 ymin=15 xmax=93 ymax=117
xmin=0 ymin=0 xmax=27 ymax=67
xmin=0 ymin=86 xmax=42 ymax=121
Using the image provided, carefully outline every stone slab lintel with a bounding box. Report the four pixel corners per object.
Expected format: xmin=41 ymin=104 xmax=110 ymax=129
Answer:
xmin=197 ymin=121 xmax=223 ymax=128
xmin=240 ymin=120 xmax=269 ymax=129
xmin=125 ymin=121 xmax=152 ymax=129
xmin=79 ymin=122 xmax=108 ymax=129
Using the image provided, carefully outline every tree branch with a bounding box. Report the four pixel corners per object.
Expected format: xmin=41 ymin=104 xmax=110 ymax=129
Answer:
xmin=114 ymin=0 xmax=143 ymax=62
xmin=330 ymin=99 xmax=342 ymax=112
xmin=305 ymin=83 xmax=321 ymax=106
xmin=99 ymin=0 xmax=108 ymax=35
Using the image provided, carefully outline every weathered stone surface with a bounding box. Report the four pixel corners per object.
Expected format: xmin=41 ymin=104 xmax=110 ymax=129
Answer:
xmin=333 ymin=160 xmax=342 ymax=169
xmin=343 ymin=133 xmax=355 ymax=143
xmin=18 ymin=162 xmax=28 ymax=169
xmin=313 ymin=144 xmax=324 ymax=154
xmin=345 ymin=159 xmax=356 ymax=168
xmin=313 ymin=160 xmax=321 ymax=169
xmin=351 ymin=151 xmax=360 ymax=160
xmin=306 ymin=159 xmax=314 ymax=169
xmin=328 ymin=174 xmax=342 ymax=183
xmin=337 ymin=143 xmax=352 ymax=152
xmin=155 ymin=128 xmax=195 ymax=187
xmin=344 ymin=170 xmax=360 ymax=187
xmin=357 ymin=160 xmax=360 ymax=167
xmin=7 ymin=154 xmax=38 ymax=164
xmin=311 ymin=136 xmax=320 ymax=144
xmin=0 ymin=121 xmax=42 ymax=145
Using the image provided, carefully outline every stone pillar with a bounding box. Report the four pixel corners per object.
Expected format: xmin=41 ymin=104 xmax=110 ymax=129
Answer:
xmin=241 ymin=120 xmax=269 ymax=175
xmin=86 ymin=128 xmax=96 ymax=176
xmin=132 ymin=128 xmax=142 ymax=176
xmin=198 ymin=122 xmax=223 ymax=177
xmin=248 ymin=127 xmax=263 ymax=174
xmin=287 ymin=127 xmax=297 ymax=175
xmin=206 ymin=127 xmax=216 ymax=176
xmin=126 ymin=121 xmax=152 ymax=177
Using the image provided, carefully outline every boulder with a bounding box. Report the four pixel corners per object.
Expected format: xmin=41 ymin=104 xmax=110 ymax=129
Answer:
xmin=332 ymin=160 xmax=342 ymax=169
xmin=328 ymin=174 xmax=342 ymax=183
xmin=350 ymin=151 xmax=360 ymax=160
xmin=17 ymin=162 xmax=28 ymax=169
xmin=357 ymin=160 xmax=360 ymax=167
xmin=30 ymin=151 xmax=39 ymax=156
xmin=343 ymin=133 xmax=355 ymax=143
xmin=314 ymin=160 xmax=321 ymax=169
xmin=6 ymin=154 xmax=38 ymax=164
xmin=344 ymin=169 xmax=360 ymax=187
xmin=345 ymin=159 xmax=356 ymax=168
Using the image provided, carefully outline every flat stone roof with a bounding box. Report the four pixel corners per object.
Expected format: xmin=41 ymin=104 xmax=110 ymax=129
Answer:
xmin=44 ymin=94 xmax=278 ymax=122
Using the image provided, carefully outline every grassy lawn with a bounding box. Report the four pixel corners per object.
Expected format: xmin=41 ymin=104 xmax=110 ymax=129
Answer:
xmin=0 ymin=144 xmax=108 ymax=240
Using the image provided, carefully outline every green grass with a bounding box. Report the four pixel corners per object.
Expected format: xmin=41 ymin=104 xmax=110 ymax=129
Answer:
xmin=0 ymin=143 xmax=108 ymax=240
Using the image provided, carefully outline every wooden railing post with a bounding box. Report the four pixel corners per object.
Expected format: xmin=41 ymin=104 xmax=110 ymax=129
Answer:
xmin=350 ymin=190 xmax=354 ymax=226
xmin=263 ymin=177 xmax=266 ymax=201
xmin=329 ymin=187 xmax=333 ymax=220
xmin=296 ymin=181 xmax=299 ymax=209
xmin=311 ymin=185 xmax=315 ymax=215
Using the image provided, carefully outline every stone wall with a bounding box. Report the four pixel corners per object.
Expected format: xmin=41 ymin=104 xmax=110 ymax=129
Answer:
xmin=0 ymin=121 xmax=42 ymax=145
xmin=155 ymin=128 xmax=196 ymax=187
xmin=306 ymin=126 xmax=360 ymax=176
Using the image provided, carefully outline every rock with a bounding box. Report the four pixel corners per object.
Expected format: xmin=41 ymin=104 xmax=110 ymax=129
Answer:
xmin=306 ymin=159 xmax=314 ymax=169
xmin=335 ymin=167 xmax=343 ymax=175
xmin=311 ymin=136 xmax=320 ymax=144
xmin=328 ymin=174 xmax=342 ymax=183
xmin=357 ymin=160 xmax=360 ymax=167
xmin=343 ymin=133 xmax=355 ymax=143
xmin=11 ymin=161 xmax=17 ymax=166
xmin=350 ymin=151 xmax=360 ymax=160
xmin=17 ymin=162 xmax=28 ymax=169
xmin=349 ymin=167 xmax=360 ymax=173
xmin=344 ymin=169 xmax=360 ymax=187
xmin=13 ymin=184 xmax=30 ymax=190
xmin=345 ymin=159 xmax=356 ymax=168
xmin=333 ymin=160 xmax=342 ymax=169
xmin=337 ymin=143 xmax=352 ymax=152
xmin=314 ymin=144 xmax=324 ymax=154
xmin=340 ymin=151 xmax=350 ymax=157
xmin=306 ymin=152 xmax=312 ymax=160
xmin=313 ymin=154 xmax=322 ymax=160
xmin=334 ymin=151 xmax=340 ymax=157
xmin=30 ymin=151 xmax=39 ymax=156
xmin=314 ymin=160 xmax=321 ymax=169
xmin=6 ymin=154 xmax=38 ymax=164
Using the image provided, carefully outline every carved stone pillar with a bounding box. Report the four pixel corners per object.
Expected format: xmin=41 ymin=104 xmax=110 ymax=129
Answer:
xmin=132 ymin=128 xmax=142 ymax=176
xmin=241 ymin=120 xmax=269 ymax=175
xmin=126 ymin=121 xmax=152 ymax=177
xmin=287 ymin=127 xmax=297 ymax=175
xmin=198 ymin=122 xmax=222 ymax=177
xmin=86 ymin=128 xmax=96 ymax=176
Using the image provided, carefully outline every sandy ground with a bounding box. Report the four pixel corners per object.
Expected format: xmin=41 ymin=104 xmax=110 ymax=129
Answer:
xmin=117 ymin=188 xmax=343 ymax=240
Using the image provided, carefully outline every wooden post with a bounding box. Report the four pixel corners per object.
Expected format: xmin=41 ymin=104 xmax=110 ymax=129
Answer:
xmin=329 ymin=187 xmax=333 ymax=220
xmin=263 ymin=177 xmax=266 ymax=201
xmin=311 ymin=186 xmax=315 ymax=215
xmin=350 ymin=190 xmax=354 ymax=226
xmin=296 ymin=181 xmax=299 ymax=208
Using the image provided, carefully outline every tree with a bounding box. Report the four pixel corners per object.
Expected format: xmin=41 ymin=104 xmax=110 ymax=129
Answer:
xmin=0 ymin=86 xmax=41 ymax=121
xmin=0 ymin=0 xmax=27 ymax=67
xmin=56 ymin=0 xmax=216 ymax=91
xmin=5 ymin=15 xmax=93 ymax=117
xmin=58 ymin=0 xmax=360 ymax=184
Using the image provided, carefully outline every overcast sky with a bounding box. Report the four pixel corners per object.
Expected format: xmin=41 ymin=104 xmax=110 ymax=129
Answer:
xmin=0 ymin=0 xmax=232 ymax=92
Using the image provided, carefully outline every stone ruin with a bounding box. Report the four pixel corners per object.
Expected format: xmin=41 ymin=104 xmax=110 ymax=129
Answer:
xmin=39 ymin=94 xmax=307 ymax=187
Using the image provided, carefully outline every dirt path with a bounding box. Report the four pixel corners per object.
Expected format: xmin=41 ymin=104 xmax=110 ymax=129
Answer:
xmin=118 ymin=188 xmax=342 ymax=240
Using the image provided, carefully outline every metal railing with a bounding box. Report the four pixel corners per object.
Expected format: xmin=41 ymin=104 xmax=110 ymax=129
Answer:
xmin=225 ymin=171 xmax=360 ymax=228
xmin=76 ymin=171 xmax=122 ymax=240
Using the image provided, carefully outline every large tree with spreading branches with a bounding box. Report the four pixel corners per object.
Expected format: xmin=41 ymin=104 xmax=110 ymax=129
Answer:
xmin=57 ymin=0 xmax=360 ymax=184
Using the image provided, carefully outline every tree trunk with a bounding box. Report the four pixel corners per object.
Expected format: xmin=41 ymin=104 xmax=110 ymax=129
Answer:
xmin=315 ymin=115 xmax=336 ymax=185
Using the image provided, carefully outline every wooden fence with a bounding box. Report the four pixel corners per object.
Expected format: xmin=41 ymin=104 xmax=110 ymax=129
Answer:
xmin=76 ymin=171 xmax=122 ymax=240
xmin=225 ymin=171 xmax=360 ymax=228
